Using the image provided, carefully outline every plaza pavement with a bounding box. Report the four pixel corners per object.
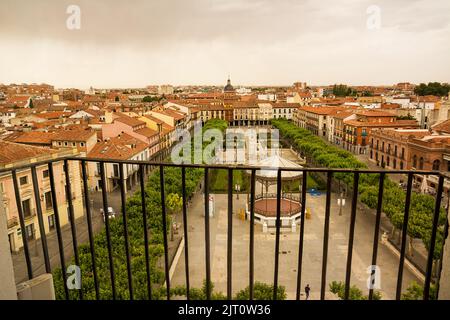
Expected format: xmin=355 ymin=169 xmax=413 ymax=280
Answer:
xmin=171 ymin=181 xmax=420 ymax=300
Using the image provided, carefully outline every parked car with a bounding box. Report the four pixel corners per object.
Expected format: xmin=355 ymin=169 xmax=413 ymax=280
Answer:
xmin=100 ymin=207 xmax=116 ymax=222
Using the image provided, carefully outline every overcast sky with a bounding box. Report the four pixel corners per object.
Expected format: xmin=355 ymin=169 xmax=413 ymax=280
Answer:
xmin=1 ymin=0 xmax=449 ymax=89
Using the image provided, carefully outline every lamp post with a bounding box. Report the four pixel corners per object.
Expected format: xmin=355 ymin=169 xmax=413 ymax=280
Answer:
xmin=235 ymin=183 xmax=241 ymax=200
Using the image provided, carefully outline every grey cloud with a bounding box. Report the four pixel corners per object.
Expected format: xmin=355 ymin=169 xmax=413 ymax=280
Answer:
xmin=0 ymin=0 xmax=449 ymax=87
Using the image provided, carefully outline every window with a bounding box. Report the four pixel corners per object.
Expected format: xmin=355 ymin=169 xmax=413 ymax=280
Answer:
xmin=413 ymin=155 xmax=417 ymax=168
xmin=400 ymin=161 xmax=404 ymax=170
xmin=393 ymin=159 xmax=397 ymax=169
xmin=80 ymin=142 xmax=85 ymax=147
xmin=48 ymin=215 xmax=55 ymax=230
xmin=44 ymin=191 xmax=53 ymax=210
xmin=25 ymin=224 xmax=35 ymax=240
xmin=64 ymin=142 xmax=68 ymax=146
xmin=432 ymin=160 xmax=441 ymax=171
xmin=72 ymin=142 xmax=76 ymax=147
xmin=22 ymin=199 xmax=32 ymax=218
xmin=43 ymin=170 xmax=49 ymax=179
xmin=419 ymin=157 xmax=424 ymax=170
xmin=19 ymin=176 xmax=28 ymax=186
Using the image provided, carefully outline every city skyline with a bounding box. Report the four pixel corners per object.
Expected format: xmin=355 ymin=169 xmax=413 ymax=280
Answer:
xmin=1 ymin=0 xmax=450 ymax=88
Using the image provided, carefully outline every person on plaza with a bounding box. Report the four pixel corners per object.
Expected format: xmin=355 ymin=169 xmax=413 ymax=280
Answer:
xmin=305 ymin=284 xmax=311 ymax=300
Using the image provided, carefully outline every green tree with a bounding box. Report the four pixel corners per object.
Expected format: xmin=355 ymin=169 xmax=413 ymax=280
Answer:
xmin=235 ymin=282 xmax=287 ymax=300
xmin=401 ymin=281 xmax=437 ymax=300
xmin=329 ymin=281 xmax=381 ymax=300
xmin=332 ymin=84 xmax=356 ymax=97
xmin=414 ymin=82 xmax=450 ymax=96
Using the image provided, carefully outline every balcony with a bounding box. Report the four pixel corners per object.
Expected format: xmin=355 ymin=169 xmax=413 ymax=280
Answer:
xmin=7 ymin=216 xmax=19 ymax=229
xmin=0 ymin=157 xmax=447 ymax=301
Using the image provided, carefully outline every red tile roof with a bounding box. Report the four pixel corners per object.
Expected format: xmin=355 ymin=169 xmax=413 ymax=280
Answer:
xmin=88 ymin=133 xmax=147 ymax=160
xmin=0 ymin=141 xmax=56 ymax=165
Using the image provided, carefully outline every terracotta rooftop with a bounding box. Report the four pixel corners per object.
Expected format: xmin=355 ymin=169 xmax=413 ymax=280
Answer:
xmin=142 ymin=115 xmax=164 ymax=124
xmin=115 ymin=115 xmax=146 ymax=127
xmin=135 ymin=127 xmax=159 ymax=138
xmin=4 ymin=131 xmax=56 ymax=145
xmin=36 ymin=111 xmax=74 ymax=120
xmin=52 ymin=129 xmax=97 ymax=142
xmin=354 ymin=110 xmax=396 ymax=117
xmin=344 ymin=119 xmax=418 ymax=127
xmin=332 ymin=110 xmax=355 ymax=119
xmin=432 ymin=119 xmax=450 ymax=134
xmin=0 ymin=141 xmax=56 ymax=165
xmin=299 ymin=106 xmax=346 ymax=115
xmin=88 ymin=133 xmax=147 ymax=160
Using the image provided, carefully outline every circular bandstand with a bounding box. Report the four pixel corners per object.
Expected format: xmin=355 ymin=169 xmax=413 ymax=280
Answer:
xmin=246 ymin=154 xmax=303 ymax=231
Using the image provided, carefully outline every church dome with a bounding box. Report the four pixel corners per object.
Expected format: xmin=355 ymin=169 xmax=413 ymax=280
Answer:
xmin=224 ymin=78 xmax=234 ymax=92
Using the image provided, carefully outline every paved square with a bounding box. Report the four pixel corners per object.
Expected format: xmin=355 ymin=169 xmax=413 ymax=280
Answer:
xmin=171 ymin=182 xmax=420 ymax=300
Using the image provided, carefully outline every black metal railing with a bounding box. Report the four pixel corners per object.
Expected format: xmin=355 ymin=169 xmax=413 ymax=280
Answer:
xmin=1 ymin=156 xmax=448 ymax=301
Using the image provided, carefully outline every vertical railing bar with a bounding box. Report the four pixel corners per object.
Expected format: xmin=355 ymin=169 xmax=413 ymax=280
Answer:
xmin=204 ymin=167 xmax=211 ymax=300
xmin=63 ymin=159 xmax=82 ymax=300
xmin=80 ymin=160 xmax=100 ymax=300
xmin=368 ymin=172 xmax=385 ymax=300
xmin=344 ymin=172 xmax=359 ymax=300
xmin=227 ymin=168 xmax=233 ymax=300
xmin=396 ymin=172 xmax=413 ymax=300
xmin=31 ymin=166 xmax=51 ymax=273
xmin=139 ymin=164 xmax=152 ymax=300
xmin=119 ymin=163 xmax=134 ymax=300
xmin=160 ymin=165 xmax=171 ymax=300
xmin=423 ymin=175 xmax=444 ymax=300
xmin=181 ymin=166 xmax=190 ymax=300
xmin=435 ymin=209 xmax=449 ymax=298
xmin=12 ymin=169 xmax=33 ymax=280
xmin=273 ymin=169 xmax=282 ymax=300
xmin=48 ymin=162 xmax=69 ymax=300
xmin=296 ymin=170 xmax=307 ymax=300
xmin=249 ymin=169 xmax=256 ymax=300
xmin=320 ymin=171 xmax=333 ymax=300
xmin=100 ymin=162 xmax=116 ymax=300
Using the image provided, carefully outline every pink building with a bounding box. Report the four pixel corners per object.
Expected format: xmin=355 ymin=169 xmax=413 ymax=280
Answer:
xmin=102 ymin=114 xmax=160 ymax=157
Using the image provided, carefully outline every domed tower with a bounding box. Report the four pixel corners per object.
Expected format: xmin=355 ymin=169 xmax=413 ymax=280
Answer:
xmin=223 ymin=77 xmax=237 ymax=123
xmin=224 ymin=77 xmax=234 ymax=93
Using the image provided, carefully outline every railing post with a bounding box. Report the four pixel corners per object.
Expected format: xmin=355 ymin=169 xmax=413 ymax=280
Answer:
xmin=0 ymin=190 xmax=18 ymax=300
xmin=438 ymin=177 xmax=450 ymax=300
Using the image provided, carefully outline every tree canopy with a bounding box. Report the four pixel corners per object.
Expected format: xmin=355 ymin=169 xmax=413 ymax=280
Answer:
xmin=414 ymin=82 xmax=450 ymax=97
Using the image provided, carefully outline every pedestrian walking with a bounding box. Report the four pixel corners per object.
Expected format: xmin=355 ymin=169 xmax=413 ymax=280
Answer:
xmin=305 ymin=284 xmax=310 ymax=300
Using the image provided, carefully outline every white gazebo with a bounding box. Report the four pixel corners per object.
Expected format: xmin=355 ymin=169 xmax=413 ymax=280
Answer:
xmin=246 ymin=154 xmax=303 ymax=231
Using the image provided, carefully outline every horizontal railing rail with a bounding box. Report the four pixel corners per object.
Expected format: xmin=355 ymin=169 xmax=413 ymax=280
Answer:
xmin=2 ymin=157 xmax=448 ymax=301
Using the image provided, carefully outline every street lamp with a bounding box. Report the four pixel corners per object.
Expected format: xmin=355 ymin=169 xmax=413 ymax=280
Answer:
xmin=235 ymin=183 xmax=241 ymax=200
